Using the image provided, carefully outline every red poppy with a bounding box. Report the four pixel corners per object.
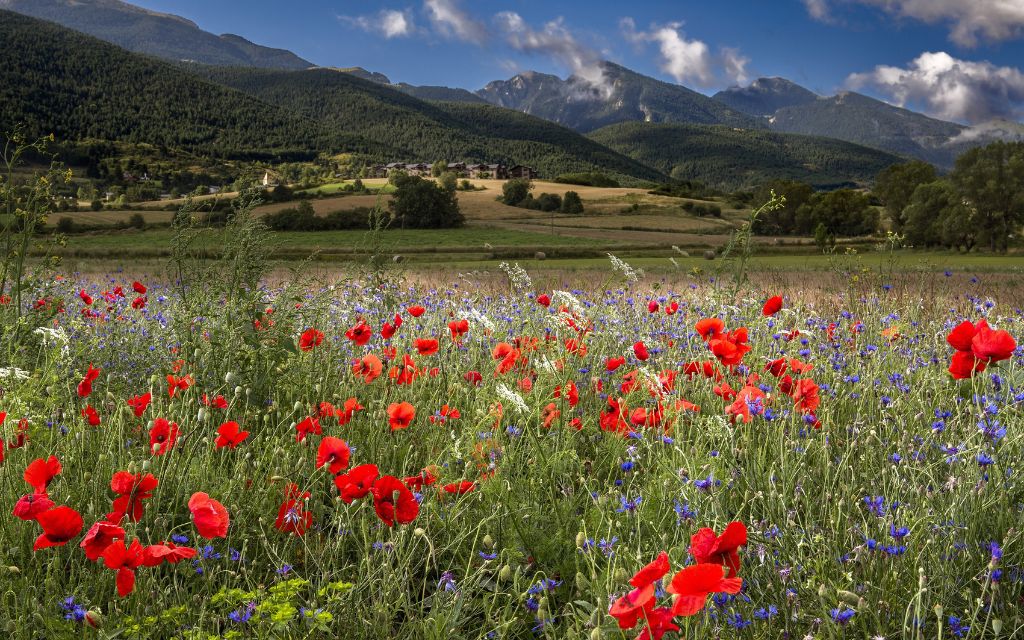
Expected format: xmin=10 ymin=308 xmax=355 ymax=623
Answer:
xmin=415 ymin=338 xmax=439 ymax=356
xmin=387 ymin=402 xmax=416 ymax=431
xmin=215 ymin=421 xmax=249 ymax=449
xmin=464 ymin=370 xmax=483 ymax=385
xmin=188 ymin=492 xmax=229 ymax=539
xmin=708 ymin=329 xmax=751 ymax=366
xmin=762 ymin=295 xmax=783 ymax=316
xmin=127 ymin=393 xmax=151 ymax=418
xmin=80 ymin=521 xmax=125 ymax=561
xmin=81 ymin=405 xmax=101 ymax=426
xmin=102 ymin=539 xmax=144 ymax=597
xmin=689 ymin=521 xmax=747 ymax=577
xmin=24 ymin=455 xmax=62 ymax=493
xmin=388 ymin=354 xmax=421 ymax=385
xmin=972 ymin=323 xmax=1016 ymax=364
xmin=141 ymin=541 xmax=196 ymax=567
xmin=295 ymin=415 xmax=322 ymax=442
xmin=345 ymin=321 xmax=373 ymax=346
xmin=536 ymin=294 xmax=551 ymax=306
xmin=131 ymin=296 xmax=147 ymax=309
xmin=275 ymin=484 xmax=313 ymax=536
xmin=316 ymin=436 xmax=351 ymax=474
xmin=606 ymin=356 xmax=626 ymax=371
xmin=33 ymin=505 xmax=84 ymax=551
xmin=403 ymin=467 xmax=439 ymax=491
xmin=609 ymin=551 xmax=670 ymax=629
xmin=791 ymin=378 xmax=820 ymax=413
xmin=695 ymin=318 xmax=725 ymax=341
xmin=12 ymin=492 xmax=55 ymax=520
xmin=108 ymin=471 xmax=159 ymax=523
xmin=337 ymin=397 xmax=364 ymax=425
xmin=407 ymin=305 xmax=425 ymax=317
xmin=149 ymin=418 xmax=179 ymax=455
xmin=77 ymin=364 xmax=101 ymax=398
xmin=132 ymin=281 xmax=147 ymax=294
xmin=665 ymin=301 xmax=679 ymax=315
xmin=299 ymin=328 xmax=325 ymax=352
xmin=949 ymin=350 xmax=986 ymax=379
xmin=371 ymin=475 xmax=419 ymax=526
xmin=633 ymin=341 xmax=650 ymax=361
xmin=441 ymin=480 xmax=476 ymax=496
xmin=166 ymin=374 xmax=192 ymax=399
xmin=352 ymin=353 xmax=383 ymax=383
xmin=79 ymin=289 xmax=93 ymax=305
xmin=666 ymin=563 xmax=742 ymax=617
xmin=448 ymin=319 xmax=469 ymax=340
xmin=636 ymin=606 xmax=680 ymax=640
xmin=764 ymin=358 xmax=788 ymax=377
xmin=335 ymin=464 xmax=379 ymax=503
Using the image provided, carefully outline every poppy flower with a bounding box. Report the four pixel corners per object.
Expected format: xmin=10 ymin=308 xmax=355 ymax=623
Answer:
xmin=689 ymin=521 xmax=747 ymax=577
xmin=387 ymin=402 xmax=416 ymax=431
xmin=149 ymin=418 xmax=179 ymax=455
xmin=79 ymin=289 xmax=93 ymax=305
xmin=299 ymin=328 xmax=324 ymax=352
xmin=203 ymin=394 xmax=229 ymax=409
xmin=666 ymin=563 xmax=742 ymax=617
xmin=946 ymin=319 xmax=982 ymax=351
xmin=316 ymin=436 xmax=351 ymax=474
xmin=131 ymin=296 xmax=147 ymax=309
xmin=665 ymin=301 xmax=679 ymax=315
xmin=127 ymin=393 xmax=151 ymax=418
xmin=34 ymin=505 xmax=84 ymax=550
xmin=403 ymin=467 xmax=439 ymax=491
xmin=609 ymin=551 xmax=670 ymax=629
xmin=441 ymin=480 xmax=476 ymax=496
xmin=80 ymin=520 xmax=125 ymax=561
xmin=102 ymin=539 xmax=144 ymax=597
xmin=215 ymin=421 xmax=249 ymax=449
xmin=415 ymin=338 xmax=439 ymax=356
xmin=141 ymin=541 xmax=196 ymax=567
xmin=108 ymin=471 xmax=159 ymax=523
xmin=464 ymin=370 xmax=483 ymax=385
xmin=371 ymin=475 xmax=419 ymax=526
xmin=725 ymin=387 xmax=767 ymax=424
xmin=381 ymin=314 xmax=402 ymax=340
xmin=335 ymin=464 xmax=379 ymax=503
xmin=77 ymin=364 xmax=101 ymax=398
xmin=633 ymin=341 xmax=650 ymax=361
xmin=352 ymin=352 xmax=385 ymax=380
xmin=636 ymin=607 xmax=680 ymax=640
xmin=13 ymin=492 xmax=55 ymax=520
xmin=407 ymin=305 xmax=425 ymax=317
xmin=448 ymin=319 xmax=469 ymax=340
xmin=337 ymin=397 xmax=364 ymax=425
xmin=166 ymin=375 xmax=192 ymax=399
xmin=275 ymin=484 xmax=313 ymax=535
xmin=188 ymin=492 xmax=229 ymax=539
xmin=132 ymin=281 xmax=147 ymax=294
xmin=606 ymin=356 xmax=626 ymax=371
xmin=536 ymin=294 xmax=551 ymax=307
xmin=762 ymin=295 xmax=783 ymax=316
xmin=764 ymin=358 xmax=788 ymax=377
xmin=949 ymin=350 xmax=986 ymax=379
xmin=24 ymin=455 xmax=62 ymax=493
xmin=345 ymin=321 xmax=373 ymax=346
xmin=972 ymin=324 xmax=1016 ymax=364
xmin=81 ymin=405 xmax=101 ymax=426
xmin=294 ymin=415 xmax=322 ymax=442
xmin=791 ymin=378 xmax=820 ymax=413
xmin=695 ymin=318 xmax=725 ymax=341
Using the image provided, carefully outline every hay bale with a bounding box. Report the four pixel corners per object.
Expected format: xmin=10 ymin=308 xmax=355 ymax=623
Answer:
xmin=392 ymin=255 xmax=404 ymax=264
xmin=703 ymin=250 xmax=716 ymax=261
xmin=534 ymin=251 xmax=546 ymax=261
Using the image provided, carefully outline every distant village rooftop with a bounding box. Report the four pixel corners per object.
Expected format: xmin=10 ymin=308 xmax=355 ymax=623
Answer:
xmin=370 ymin=162 xmax=537 ymax=180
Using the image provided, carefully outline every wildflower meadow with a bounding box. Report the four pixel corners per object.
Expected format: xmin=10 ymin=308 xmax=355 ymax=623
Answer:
xmin=0 ymin=252 xmax=1022 ymax=639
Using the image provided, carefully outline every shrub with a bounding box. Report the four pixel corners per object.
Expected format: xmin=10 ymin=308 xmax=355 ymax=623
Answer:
xmin=501 ymin=178 xmax=533 ymax=207
xmin=553 ymin=172 xmax=620 ymax=188
xmin=560 ymin=191 xmax=584 ymax=214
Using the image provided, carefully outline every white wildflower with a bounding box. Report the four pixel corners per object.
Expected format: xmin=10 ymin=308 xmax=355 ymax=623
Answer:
xmin=496 ymin=383 xmax=529 ymax=415
xmin=0 ymin=367 xmax=30 ymax=380
xmin=607 ymin=253 xmax=644 ymax=282
xmin=467 ymin=308 xmax=495 ymax=333
xmin=498 ymin=262 xmax=532 ymax=292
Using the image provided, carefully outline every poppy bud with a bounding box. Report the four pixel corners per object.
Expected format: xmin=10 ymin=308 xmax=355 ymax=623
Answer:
xmin=225 ymin=372 xmax=237 ymax=385
xmin=575 ymin=532 xmax=586 ymax=548
xmin=83 ymin=472 xmax=91 ymax=483
xmin=993 ymin=619 xmax=1003 ymax=634
xmin=498 ymin=565 xmax=512 ymax=582
xmin=575 ymin=572 xmax=589 ymax=589
xmin=151 ymin=444 xmax=160 ymax=456
xmin=838 ymin=590 xmax=859 ymax=606
xmin=537 ymin=597 xmax=548 ymax=616
xmin=483 ymin=534 xmax=494 ymax=549
xmin=614 ymin=568 xmax=628 ymax=582
xmin=817 ymin=584 xmax=826 ymax=597
xmin=414 ymin=528 xmax=425 ymax=537
xmin=590 ymin=628 xmax=602 ymax=640
xmin=7 ymin=566 xmax=19 ymax=574
xmin=933 ymin=605 xmax=943 ymax=618
xmin=193 ymin=348 xmax=200 ymax=359
xmin=235 ymin=386 xmax=243 ymax=396
xmin=128 ymin=461 xmax=138 ymax=474
xmin=293 ymin=401 xmax=303 ymax=413
xmin=245 ymin=387 xmax=252 ymax=397
xmin=198 ymin=408 xmax=207 ymax=423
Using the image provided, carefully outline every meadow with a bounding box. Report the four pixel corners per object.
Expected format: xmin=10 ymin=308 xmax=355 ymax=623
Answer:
xmin=0 ymin=241 xmax=1022 ymax=639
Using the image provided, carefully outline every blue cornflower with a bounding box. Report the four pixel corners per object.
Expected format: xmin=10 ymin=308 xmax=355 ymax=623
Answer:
xmin=616 ymin=495 xmax=642 ymax=513
xmin=754 ymin=605 xmax=778 ymax=620
xmin=831 ymin=607 xmax=855 ymax=625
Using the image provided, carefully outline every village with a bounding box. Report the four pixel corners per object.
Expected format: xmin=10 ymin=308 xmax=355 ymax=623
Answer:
xmin=367 ymin=162 xmax=539 ymax=180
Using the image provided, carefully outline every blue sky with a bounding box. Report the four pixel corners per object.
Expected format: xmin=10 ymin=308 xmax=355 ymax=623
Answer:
xmin=130 ymin=0 xmax=1024 ymax=123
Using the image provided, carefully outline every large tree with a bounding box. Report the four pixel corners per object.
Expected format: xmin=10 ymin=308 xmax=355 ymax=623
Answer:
xmin=389 ymin=174 xmax=463 ymax=229
xmin=874 ymin=160 xmax=936 ymax=231
xmin=950 ymin=141 xmax=1024 ymax=253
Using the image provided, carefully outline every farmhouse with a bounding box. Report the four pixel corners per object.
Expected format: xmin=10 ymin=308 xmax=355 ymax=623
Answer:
xmin=371 ymin=162 xmax=533 ymax=181
xmin=509 ymin=165 xmax=538 ymax=179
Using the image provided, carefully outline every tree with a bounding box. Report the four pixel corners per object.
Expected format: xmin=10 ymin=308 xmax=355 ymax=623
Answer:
xmin=902 ymin=181 xmax=959 ymax=248
xmin=439 ymin=172 xmax=457 ymax=194
xmin=950 ymin=141 xmax=1024 ymax=252
xmin=431 ymin=160 xmax=448 ymax=178
xmin=751 ymin=180 xmax=813 ymax=235
xmin=874 ymin=161 xmax=937 ymax=231
xmin=502 ymin=178 xmax=532 ymax=206
xmin=560 ymin=191 xmax=584 ymax=214
xmin=796 ymin=189 xmax=877 ymax=237
xmin=390 ymin=175 xmax=463 ymax=229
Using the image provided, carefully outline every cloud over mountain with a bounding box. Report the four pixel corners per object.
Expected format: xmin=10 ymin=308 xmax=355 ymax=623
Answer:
xmin=848 ymin=51 xmax=1024 ymax=123
xmin=341 ymin=9 xmax=415 ymax=39
xmin=621 ymin=18 xmax=749 ymax=87
xmin=495 ymin=11 xmax=608 ymax=93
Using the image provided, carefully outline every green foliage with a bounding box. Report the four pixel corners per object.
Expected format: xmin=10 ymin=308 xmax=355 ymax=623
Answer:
xmin=501 ymin=179 xmax=533 ymax=207
xmin=950 ymin=141 xmax=1024 ymax=253
xmin=797 ymin=189 xmax=879 ymax=237
xmin=588 ymin=122 xmax=901 ymax=191
xmin=901 ymin=180 xmax=975 ymax=250
xmin=389 ymin=174 xmax=464 ymax=229
xmin=874 ymin=161 xmax=937 ymax=230
xmin=751 ymin=180 xmax=815 ymax=235
xmin=552 ymin=172 xmax=620 ymax=188
xmin=560 ymin=191 xmax=584 ymax=214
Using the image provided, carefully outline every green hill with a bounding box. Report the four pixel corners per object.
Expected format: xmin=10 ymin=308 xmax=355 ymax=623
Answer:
xmin=587 ymin=122 xmax=903 ymax=190
xmin=0 ymin=11 xmax=665 ymax=182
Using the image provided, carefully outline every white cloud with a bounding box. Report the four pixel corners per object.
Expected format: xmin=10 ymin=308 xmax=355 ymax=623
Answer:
xmin=424 ymin=0 xmax=487 ymax=44
xmin=622 ymin=18 xmax=746 ymax=88
xmin=342 ymin=9 xmax=415 ymax=39
xmin=847 ymin=51 xmax=1024 ymax=123
xmin=495 ymin=11 xmax=609 ymax=93
xmin=805 ymin=1 xmax=1024 ymax=46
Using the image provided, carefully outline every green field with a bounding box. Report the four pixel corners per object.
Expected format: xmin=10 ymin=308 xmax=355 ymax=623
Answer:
xmin=296 ymin=182 xmax=397 ymax=196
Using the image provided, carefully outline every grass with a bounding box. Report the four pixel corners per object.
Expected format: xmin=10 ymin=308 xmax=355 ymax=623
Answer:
xmin=0 ymin=259 xmax=1021 ymax=639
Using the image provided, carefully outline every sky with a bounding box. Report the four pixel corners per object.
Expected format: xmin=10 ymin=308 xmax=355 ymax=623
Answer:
xmin=129 ymin=0 xmax=1024 ymax=124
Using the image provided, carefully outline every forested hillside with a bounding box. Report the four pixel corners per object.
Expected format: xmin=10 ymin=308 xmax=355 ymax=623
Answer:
xmin=588 ymin=122 xmax=901 ymax=190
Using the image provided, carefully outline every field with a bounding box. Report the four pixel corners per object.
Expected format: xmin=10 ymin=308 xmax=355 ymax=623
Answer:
xmin=0 ymin=248 xmax=1022 ymax=639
